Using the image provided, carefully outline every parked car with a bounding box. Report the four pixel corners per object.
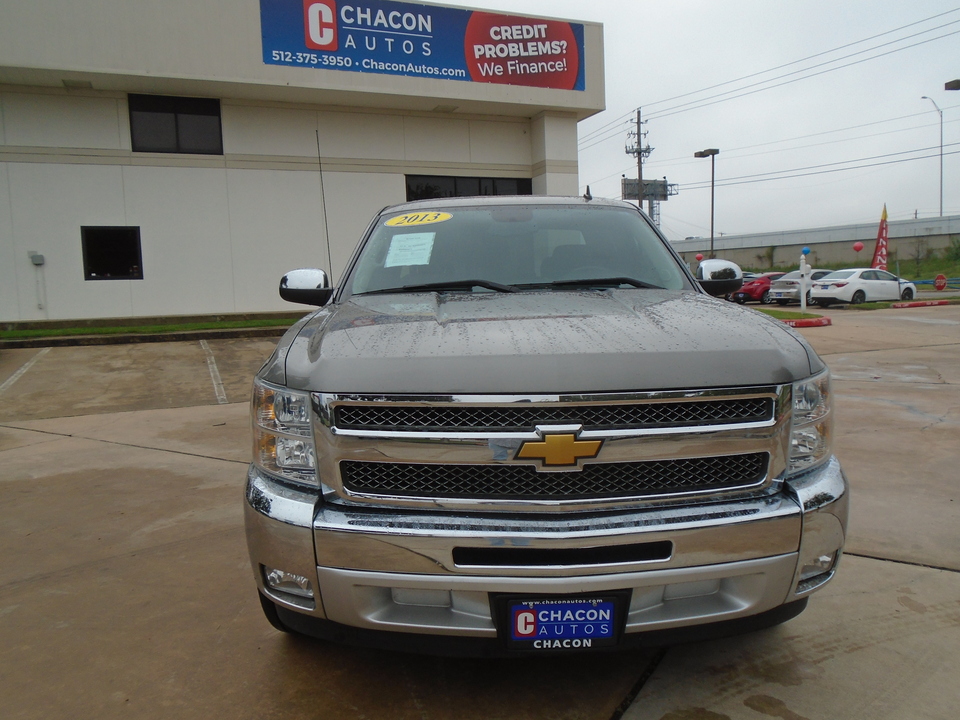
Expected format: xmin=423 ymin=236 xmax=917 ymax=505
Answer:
xmin=731 ymin=272 xmax=787 ymax=304
xmin=769 ymin=269 xmax=832 ymax=305
xmin=246 ymin=196 xmax=847 ymax=655
xmin=810 ymin=268 xmax=916 ymax=307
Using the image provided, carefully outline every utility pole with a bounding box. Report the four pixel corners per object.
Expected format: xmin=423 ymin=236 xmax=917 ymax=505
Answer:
xmin=626 ymin=108 xmax=651 ymax=214
xmin=637 ymin=109 xmax=644 ymax=215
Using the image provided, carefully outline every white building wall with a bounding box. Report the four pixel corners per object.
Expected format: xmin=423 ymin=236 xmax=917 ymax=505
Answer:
xmin=0 ymin=89 xmax=562 ymax=321
xmin=6 ymin=162 xmax=131 ymax=320
xmin=0 ymin=164 xmax=21 ymax=319
xmin=224 ymin=168 xmax=329 ymax=311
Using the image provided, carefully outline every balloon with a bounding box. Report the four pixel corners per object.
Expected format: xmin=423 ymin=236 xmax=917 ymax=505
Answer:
xmin=696 ymin=254 xmax=704 ymax=261
xmin=853 ymin=242 xmax=864 ymax=252
xmin=802 ymin=247 xmax=810 ymax=255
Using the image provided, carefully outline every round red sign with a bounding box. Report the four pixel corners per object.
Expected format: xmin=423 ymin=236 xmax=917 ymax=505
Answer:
xmin=934 ymin=274 xmax=947 ymax=291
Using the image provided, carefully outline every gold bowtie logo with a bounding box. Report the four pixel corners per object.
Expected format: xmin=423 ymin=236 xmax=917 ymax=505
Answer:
xmin=516 ymin=433 xmax=603 ymax=467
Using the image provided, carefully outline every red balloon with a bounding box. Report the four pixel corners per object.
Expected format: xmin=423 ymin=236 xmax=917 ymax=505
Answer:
xmin=853 ymin=241 xmax=864 ymax=252
xmin=696 ymin=253 xmax=704 ymax=261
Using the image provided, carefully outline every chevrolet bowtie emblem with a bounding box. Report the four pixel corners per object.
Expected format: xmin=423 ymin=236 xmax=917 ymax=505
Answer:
xmin=516 ymin=433 xmax=603 ymax=468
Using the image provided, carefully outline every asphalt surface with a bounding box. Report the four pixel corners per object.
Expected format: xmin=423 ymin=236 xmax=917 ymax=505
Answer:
xmin=1 ymin=303 xmax=958 ymax=719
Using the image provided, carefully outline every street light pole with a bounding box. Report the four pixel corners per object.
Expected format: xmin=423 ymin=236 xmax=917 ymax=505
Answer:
xmin=694 ymin=148 xmax=720 ymax=257
xmin=921 ymin=96 xmax=943 ymax=217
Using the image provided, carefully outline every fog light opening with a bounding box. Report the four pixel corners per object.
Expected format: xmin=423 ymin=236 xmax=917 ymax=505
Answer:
xmin=799 ymin=553 xmax=837 ymax=582
xmin=796 ymin=552 xmax=840 ymax=595
xmin=263 ymin=566 xmax=314 ymax=599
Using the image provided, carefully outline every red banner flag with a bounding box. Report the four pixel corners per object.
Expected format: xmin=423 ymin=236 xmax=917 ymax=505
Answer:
xmin=871 ymin=205 xmax=888 ymax=270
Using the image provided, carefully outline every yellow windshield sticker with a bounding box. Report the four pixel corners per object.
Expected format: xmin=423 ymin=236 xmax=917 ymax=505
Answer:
xmin=385 ymin=212 xmax=452 ymax=227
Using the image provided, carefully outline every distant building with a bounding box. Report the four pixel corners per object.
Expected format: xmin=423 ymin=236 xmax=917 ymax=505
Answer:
xmin=672 ymin=215 xmax=960 ymax=269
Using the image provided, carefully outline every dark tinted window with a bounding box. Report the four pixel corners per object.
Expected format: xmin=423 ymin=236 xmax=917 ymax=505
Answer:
xmin=129 ymin=94 xmax=222 ymax=154
xmin=81 ymin=227 xmax=143 ymax=280
xmin=406 ymin=175 xmax=532 ymax=201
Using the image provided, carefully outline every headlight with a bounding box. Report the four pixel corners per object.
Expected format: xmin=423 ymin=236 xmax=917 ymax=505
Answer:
xmin=788 ymin=369 xmax=832 ymax=474
xmin=252 ymin=379 xmax=318 ymax=486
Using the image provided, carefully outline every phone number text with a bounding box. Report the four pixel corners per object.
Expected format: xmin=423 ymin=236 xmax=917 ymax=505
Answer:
xmin=270 ymin=50 xmax=353 ymax=67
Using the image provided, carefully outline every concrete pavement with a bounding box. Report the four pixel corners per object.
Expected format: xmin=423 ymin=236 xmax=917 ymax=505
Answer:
xmin=1 ymin=305 xmax=958 ymax=719
xmin=625 ymin=304 xmax=960 ymax=719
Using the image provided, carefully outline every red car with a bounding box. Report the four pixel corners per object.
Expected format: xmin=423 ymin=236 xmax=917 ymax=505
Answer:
xmin=731 ymin=272 xmax=786 ymax=304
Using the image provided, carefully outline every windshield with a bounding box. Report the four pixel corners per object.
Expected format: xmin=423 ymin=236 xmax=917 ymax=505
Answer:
xmin=821 ymin=271 xmax=855 ymax=280
xmin=342 ymin=204 xmax=691 ymax=297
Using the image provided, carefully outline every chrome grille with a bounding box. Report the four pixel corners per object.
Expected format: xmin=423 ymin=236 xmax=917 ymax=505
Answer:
xmin=340 ymin=453 xmax=769 ymax=500
xmin=334 ymin=397 xmax=772 ymax=432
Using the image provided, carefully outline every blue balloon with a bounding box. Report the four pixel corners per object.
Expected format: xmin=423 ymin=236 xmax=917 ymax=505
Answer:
xmin=802 ymin=247 xmax=811 ymax=255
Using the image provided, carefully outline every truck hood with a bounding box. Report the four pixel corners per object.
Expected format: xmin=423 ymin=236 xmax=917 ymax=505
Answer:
xmin=280 ymin=290 xmax=821 ymax=394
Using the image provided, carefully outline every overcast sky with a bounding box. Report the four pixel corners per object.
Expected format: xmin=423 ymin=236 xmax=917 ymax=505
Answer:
xmin=454 ymin=0 xmax=959 ymax=241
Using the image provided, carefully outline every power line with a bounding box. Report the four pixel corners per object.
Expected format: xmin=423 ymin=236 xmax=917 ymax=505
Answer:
xmin=639 ymin=7 xmax=960 ymax=112
xmin=680 ymin=145 xmax=960 ymax=190
xmin=646 ymin=112 xmax=960 ymax=169
xmin=578 ymin=9 xmax=960 ymax=150
xmin=645 ymin=25 xmax=960 ymax=121
xmin=581 ymin=109 xmax=960 ymax=189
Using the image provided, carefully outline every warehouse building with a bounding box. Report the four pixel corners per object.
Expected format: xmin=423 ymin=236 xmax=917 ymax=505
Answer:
xmin=0 ymin=0 xmax=604 ymax=322
xmin=672 ymin=215 xmax=960 ymax=270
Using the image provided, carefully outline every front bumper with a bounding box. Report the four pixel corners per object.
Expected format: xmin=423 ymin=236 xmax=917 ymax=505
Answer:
xmin=245 ymin=456 xmax=847 ymax=643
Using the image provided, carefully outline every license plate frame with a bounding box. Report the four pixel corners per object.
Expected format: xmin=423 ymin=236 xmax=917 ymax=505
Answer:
xmin=494 ymin=591 xmax=629 ymax=653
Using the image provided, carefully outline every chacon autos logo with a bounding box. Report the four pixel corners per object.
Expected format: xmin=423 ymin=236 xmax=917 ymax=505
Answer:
xmin=305 ymin=1 xmax=339 ymax=50
xmin=515 ymin=428 xmax=602 ymax=470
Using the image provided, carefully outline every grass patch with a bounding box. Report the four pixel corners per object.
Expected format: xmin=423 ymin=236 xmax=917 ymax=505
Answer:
xmin=0 ymin=318 xmax=295 ymax=340
xmin=755 ymin=308 xmax=823 ymax=320
xmin=844 ymin=301 xmax=895 ymax=311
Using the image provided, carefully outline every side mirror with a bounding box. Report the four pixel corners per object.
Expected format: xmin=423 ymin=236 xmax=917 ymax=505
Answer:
xmin=695 ymin=259 xmax=744 ymax=297
xmin=279 ymin=268 xmax=333 ymax=306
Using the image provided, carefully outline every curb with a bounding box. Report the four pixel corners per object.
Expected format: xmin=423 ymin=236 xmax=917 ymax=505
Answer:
xmin=0 ymin=326 xmax=288 ymax=349
xmin=780 ymin=317 xmax=832 ymax=328
xmin=891 ymin=300 xmax=951 ymax=309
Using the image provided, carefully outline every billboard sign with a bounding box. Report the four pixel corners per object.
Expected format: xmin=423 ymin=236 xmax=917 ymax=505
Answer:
xmin=259 ymin=0 xmax=585 ymax=91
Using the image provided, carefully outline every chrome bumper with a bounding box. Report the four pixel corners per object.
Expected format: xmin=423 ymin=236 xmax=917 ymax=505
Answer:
xmin=244 ymin=456 xmax=847 ymax=637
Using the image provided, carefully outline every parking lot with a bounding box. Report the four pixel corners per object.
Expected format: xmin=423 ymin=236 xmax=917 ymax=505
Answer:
xmin=1 ymin=305 xmax=958 ymax=720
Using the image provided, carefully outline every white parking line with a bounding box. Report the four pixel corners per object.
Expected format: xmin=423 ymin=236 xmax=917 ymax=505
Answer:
xmin=0 ymin=347 xmax=52 ymax=396
xmin=199 ymin=340 xmax=228 ymax=404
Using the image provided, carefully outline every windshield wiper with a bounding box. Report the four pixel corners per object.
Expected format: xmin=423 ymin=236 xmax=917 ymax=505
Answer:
xmin=527 ymin=277 xmax=663 ymax=290
xmin=358 ymin=279 xmax=519 ymax=295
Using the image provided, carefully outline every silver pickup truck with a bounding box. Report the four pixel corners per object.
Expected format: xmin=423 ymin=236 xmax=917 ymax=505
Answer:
xmin=244 ymin=196 xmax=847 ymax=655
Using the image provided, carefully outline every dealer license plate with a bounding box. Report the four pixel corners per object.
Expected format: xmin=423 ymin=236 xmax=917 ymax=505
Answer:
xmin=505 ymin=597 xmax=619 ymax=652
xmin=774 ymin=292 xmax=783 ymax=298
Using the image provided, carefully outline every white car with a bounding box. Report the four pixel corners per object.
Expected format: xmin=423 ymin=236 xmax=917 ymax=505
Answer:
xmin=810 ymin=268 xmax=916 ymax=307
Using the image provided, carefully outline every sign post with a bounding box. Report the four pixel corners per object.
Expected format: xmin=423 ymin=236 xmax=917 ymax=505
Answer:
xmin=799 ymin=247 xmax=811 ymax=314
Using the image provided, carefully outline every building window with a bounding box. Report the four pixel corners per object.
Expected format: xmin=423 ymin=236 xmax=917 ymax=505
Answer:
xmin=81 ymin=227 xmax=143 ymax=280
xmin=128 ymin=94 xmax=223 ymax=154
xmin=406 ymin=175 xmax=532 ymax=201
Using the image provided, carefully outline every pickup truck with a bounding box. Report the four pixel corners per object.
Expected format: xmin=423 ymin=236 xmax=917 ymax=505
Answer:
xmin=245 ymin=195 xmax=847 ymax=655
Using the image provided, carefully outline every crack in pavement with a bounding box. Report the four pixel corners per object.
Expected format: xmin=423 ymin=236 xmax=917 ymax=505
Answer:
xmin=843 ymin=552 xmax=960 ymax=574
xmin=0 ymin=422 xmax=248 ymax=466
xmin=609 ymin=648 xmax=668 ymax=720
